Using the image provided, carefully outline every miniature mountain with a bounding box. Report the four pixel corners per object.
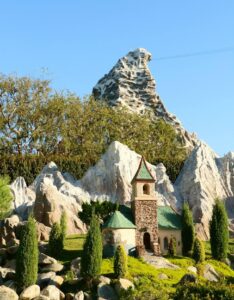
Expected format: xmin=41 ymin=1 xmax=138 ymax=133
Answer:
xmin=93 ymin=48 xmax=197 ymax=149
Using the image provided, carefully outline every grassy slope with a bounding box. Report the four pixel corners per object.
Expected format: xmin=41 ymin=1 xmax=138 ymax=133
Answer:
xmin=61 ymin=234 xmax=234 ymax=295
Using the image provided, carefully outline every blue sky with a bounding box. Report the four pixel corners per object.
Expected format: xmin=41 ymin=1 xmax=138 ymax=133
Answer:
xmin=1 ymin=1 xmax=233 ymax=155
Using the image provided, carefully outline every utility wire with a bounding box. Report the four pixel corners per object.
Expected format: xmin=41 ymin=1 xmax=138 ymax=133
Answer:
xmin=153 ymin=46 xmax=234 ymax=61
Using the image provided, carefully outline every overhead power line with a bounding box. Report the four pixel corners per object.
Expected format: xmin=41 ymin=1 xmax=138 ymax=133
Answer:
xmin=154 ymin=46 xmax=234 ymax=61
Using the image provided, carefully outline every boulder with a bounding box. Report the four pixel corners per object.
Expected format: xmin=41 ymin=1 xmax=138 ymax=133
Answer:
xmin=99 ymin=276 xmax=111 ymax=285
xmin=0 ymin=267 xmax=15 ymax=280
xmin=39 ymin=253 xmax=57 ymax=265
xmin=37 ymin=272 xmax=56 ymax=286
xmin=115 ymin=278 xmax=134 ymax=295
xmin=49 ymin=275 xmax=64 ymax=287
xmin=97 ymin=283 xmax=117 ymax=300
xmin=179 ymin=273 xmax=197 ymax=284
xmin=187 ymin=266 xmax=197 ymax=274
xmin=203 ymin=264 xmax=220 ymax=282
xmin=19 ymin=285 xmax=40 ymax=300
xmin=32 ymin=296 xmax=50 ymax=300
xmin=74 ymin=291 xmax=84 ymax=300
xmin=41 ymin=285 xmax=65 ymax=300
xmin=40 ymin=263 xmax=63 ymax=273
xmin=0 ymin=286 xmax=18 ymax=300
xmin=36 ymin=223 xmax=51 ymax=242
xmin=158 ymin=273 xmax=168 ymax=280
xmin=70 ymin=257 xmax=81 ymax=276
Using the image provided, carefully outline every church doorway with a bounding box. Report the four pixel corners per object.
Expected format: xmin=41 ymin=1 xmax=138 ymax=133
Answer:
xmin=143 ymin=232 xmax=151 ymax=250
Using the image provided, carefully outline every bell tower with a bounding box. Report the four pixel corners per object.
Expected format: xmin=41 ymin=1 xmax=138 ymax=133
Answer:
xmin=131 ymin=157 xmax=159 ymax=256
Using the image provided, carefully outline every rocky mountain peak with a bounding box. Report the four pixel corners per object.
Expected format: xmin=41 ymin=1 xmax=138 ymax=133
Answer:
xmin=93 ymin=48 xmax=197 ymax=149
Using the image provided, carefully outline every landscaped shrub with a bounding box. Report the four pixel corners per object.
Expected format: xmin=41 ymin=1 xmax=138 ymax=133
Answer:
xmin=16 ymin=216 xmax=38 ymax=291
xmin=210 ymin=199 xmax=229 ymax=260
xmin=173 ymin=283 xmax=234 ymax=300
xmin=0 ymin=175 xmax=13 ymax=220
xmin=114 ymin=244 xmax=128 ymax=278
xmin=48 ymin=223 xmax=63 ymax=258
xmin=168 ymin=237 xmax=177 ymax=257
xmin=181 ymin=202 xmax=195 ymax=256
xmin=193 ymin=237 xmax=205 ymax=263
xmin=60 ymin=211 xmax=67 ymax=248
xmin=81 ymin=214 xmax=102 ymax=283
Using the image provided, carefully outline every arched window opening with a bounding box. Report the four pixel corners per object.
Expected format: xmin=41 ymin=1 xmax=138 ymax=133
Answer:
xmin=164 ymin=237 xmax=168 ymax=250
xmin=143 ymin=184 xmax=150 ymax=195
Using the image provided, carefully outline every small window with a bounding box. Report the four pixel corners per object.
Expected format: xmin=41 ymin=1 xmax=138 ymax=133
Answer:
xmin=178 ymin=241 xmax=181 ymax=246
xmin=143 ymin=184 xmax=150 ymax=195
xmin=164 ymin=237 xmax=168 ymax=250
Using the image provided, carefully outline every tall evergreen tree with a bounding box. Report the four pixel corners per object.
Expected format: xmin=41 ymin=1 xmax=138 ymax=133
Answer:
xmin=114 ymin=244 xmax=128 ymax=278
xmin=60 ymin=211 xmax=67 ymax=248
xmin=81 ymin=214 xmax=102 ymax=283
xmin=16 ymin=216 xmax=38 ymax=291
xmin=210 ymin=199 xmax=229 ymax=260
xmin=181 ymin=202 xmax=195 ymax=256
xmin=0 ymin=175 xmax=13 ymax=220
xmin=48 ymin=223 xmax=63 ymax=258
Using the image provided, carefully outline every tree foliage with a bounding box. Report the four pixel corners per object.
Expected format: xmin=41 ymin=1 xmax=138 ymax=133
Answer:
xmin=79 ymin=200 xmax=117 ymax=225
xmin=193 ymin=237 xmax=205 ymax=263
xmin=0 ymin=74 xmax=187 ymax=183
xmin=181 ymin=202 xmax=195 ymax=256
xmin=48 ymin=222 xmax=63 ymax=258
xmin=16 ymin=216 xmax=38 ymax=291
xmin=81 ymin=214 xmax=102 ymax=282
xmin=0 ymin=175 xmax=13 ymax=219
xmin=210 ymin=199 xmax=229 ymax=261
xmin=168 ymin=237 xmax=177 ymax=257
xmin=114 ymin=244 xmax=128 ymax=278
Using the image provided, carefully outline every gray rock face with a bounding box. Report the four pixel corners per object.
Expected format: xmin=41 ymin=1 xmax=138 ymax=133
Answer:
xmin=93 ymin=48 xmax=197 ymax=149
xmin=175 ymin=142 xmax=234 ymax=238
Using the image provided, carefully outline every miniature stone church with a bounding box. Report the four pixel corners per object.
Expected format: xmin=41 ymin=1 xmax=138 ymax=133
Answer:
xmin=102 ymin=157 xmax=182 ymax=257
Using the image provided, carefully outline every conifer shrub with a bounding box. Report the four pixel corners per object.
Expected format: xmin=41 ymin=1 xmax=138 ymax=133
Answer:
xmin=168 ymin=237 xmax=177 ymax=257
xmin=60 ymin=211 xmax=67 ymax=248
xmin=210 ymin=199 xmax=229 ymax=260
xmin=0 ymin=175 xmax=13 ymax=220
xmin=16 ymin=216 xmax=38 ymax=291
xmin=181 ymin=202 xmax=195 ymax=256
xmin=193 ymin=237 xmax=205 ymax=263
xmin=114 ymin=244 xmax=128 ymax=278
xmin=48 ymin=223 xmax=63 ymax=258
xmin=81 ymin=214 xmax=102 ymax=283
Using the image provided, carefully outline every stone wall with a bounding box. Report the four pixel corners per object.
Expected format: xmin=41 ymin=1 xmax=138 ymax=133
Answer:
xmin=158 ymin=229 xmax=182 ymax=255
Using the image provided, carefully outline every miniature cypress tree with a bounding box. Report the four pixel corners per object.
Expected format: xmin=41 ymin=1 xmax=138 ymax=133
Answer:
xmin=193 ymin=237 xmax=205 ymax=263
xmin=81 ymin=214 xmax=102 ymax=283
xmin=168 ymin=237 xmax=177 ymax=257
xmin=114 ymin=244 xmax=128 ymax=278
xmin=60 ymin=211 xmax=67 ymax=248
xmin=210 ymin=199 xmax=229 ymax=260
xmin=48 ymin=222 xmax=62 ymax=258
xmin=0 ymin=175 xmax=13 ymax=220
xmin=16 ymin=216 xmax=38 ymax=291
xmin=181 ymin=202 xmax=195 ymax=256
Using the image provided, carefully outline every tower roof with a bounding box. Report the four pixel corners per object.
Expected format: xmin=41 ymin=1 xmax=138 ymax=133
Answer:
xmin=103 ymin=211 xmax=136 ymax=229
xmin=131 ymin=157 xmax=155 ymax=183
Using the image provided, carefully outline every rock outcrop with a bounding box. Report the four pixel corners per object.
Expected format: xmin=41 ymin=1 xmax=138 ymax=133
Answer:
xmin=93 ymin=48 xmax=197 ymax=149
xmin=175 ymin=142 xmax=234 ymax=238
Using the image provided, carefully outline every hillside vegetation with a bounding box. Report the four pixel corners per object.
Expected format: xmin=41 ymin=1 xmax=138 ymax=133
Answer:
xmin=0 ymin=74 xmax=187 ymax=184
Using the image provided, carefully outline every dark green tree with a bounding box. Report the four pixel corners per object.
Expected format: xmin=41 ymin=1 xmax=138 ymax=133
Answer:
xmin=209 ymin=199 xmax=229 ymax=260
xmin=114 ymin=244 xmax=128 ymax=278
xmin=168 ymin=237 xmax=177 ymax=257
xmin=48 ymin=223 xmax=62 ymax=258
xmin=81 ymin=214 xmax=102 ymax=283
xmin=60 ymin=211 xmax=67 ymax=248
xmin=181 ymin=202 xmax=195 ymax=256
xmin=0 ymin=175 xmax=13 ymax=219
xmin=193 ymin=237 xmax=205 ymax=263
xmin=16 ymin=216 xmax=38 ymax=291
xmin=79 ymin=200 xmax=117 ymax=225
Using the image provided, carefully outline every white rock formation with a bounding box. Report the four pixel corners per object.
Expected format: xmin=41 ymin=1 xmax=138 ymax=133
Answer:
xmin=175 ymin=142 xmax=234 ymax=238
xmin=93 ymin=48 xmax=197 ymax=149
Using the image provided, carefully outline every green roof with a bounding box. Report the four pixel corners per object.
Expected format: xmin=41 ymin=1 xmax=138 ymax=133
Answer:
xmin=133 ymin=157 xmax=155 ymax=181
xmin=158 ymin=206 xmax=182 ymax=230
xmin=103 ymin=211 xmax=136 ymax=229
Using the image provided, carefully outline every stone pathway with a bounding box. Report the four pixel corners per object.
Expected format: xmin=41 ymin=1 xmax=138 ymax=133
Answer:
xmin=142 ymin=252 xmax=180 ymax=269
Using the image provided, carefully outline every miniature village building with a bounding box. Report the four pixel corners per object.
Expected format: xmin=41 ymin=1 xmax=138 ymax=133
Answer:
xmin=102 ymin=157 xmax=182 ymax=257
